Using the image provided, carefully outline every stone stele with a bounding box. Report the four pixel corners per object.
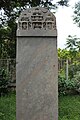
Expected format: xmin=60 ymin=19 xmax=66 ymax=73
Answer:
xmin=16 ymin=7 xmax=58 ymax=120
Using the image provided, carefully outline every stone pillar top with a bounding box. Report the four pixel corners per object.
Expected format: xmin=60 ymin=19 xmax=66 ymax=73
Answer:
xmin=17 ymin=7 xmax=57 ymax=37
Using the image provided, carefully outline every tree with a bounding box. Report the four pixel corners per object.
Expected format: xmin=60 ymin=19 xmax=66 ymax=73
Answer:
xmin=73 ymin=1 xmax=80 ymax=27
xmin=0 ymin=0 xmax=69 ymax=24
xmin=76 ymin=41 xmax=80 ymax=52
xmin=65 ymin=35 xmax=78 ymax=61
xmin=58 ymin=48 xmax=70 ymax=60
xmin=0 ymin=0 xmax=69 ymax=58
xmin=0 ymin=26 xmax=16 ymax=58
xmin=66 ymin=35 xmax=80 ymax=51
xmin=66 ymin=35 xmax=78 ymax=50
xmin=73 ymin=1 xmax=80 ymax=50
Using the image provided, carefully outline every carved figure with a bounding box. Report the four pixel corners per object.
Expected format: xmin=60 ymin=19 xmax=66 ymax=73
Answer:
xmin=22 ymin=22 xmax=27 ymax=30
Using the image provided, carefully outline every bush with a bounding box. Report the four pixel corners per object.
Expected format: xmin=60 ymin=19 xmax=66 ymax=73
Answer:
xmin=68 ymin=62 xmax=80 ymax=79
xmin=0 ymin=69 xmax=10 ymax=96
xmin=72 ymin=71 xmax=80 ymax=94
xmin=58 ymin=75 xmax=77 ymax=95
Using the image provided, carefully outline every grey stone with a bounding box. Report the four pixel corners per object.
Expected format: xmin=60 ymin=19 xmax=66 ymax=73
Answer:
xmin=16 ymin=7 xmax=58 ymax=120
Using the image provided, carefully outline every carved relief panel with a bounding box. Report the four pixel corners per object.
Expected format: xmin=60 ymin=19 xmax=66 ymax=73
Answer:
xmin=18 ymin=7 xmax=56 ymax=30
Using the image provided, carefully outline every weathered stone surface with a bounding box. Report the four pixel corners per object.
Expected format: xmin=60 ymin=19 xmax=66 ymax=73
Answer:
xmin=16 ymin=7 xmax=58 ymax=120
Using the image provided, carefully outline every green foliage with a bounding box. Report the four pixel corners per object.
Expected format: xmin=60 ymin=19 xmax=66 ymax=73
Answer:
xmin=0 ymin=26 xmax=16 ymax=58
xmin=66 ymin=35 xmax=77 ymax=49
xmin=68 ymin=61 xmax=80 ymax=79
xmin=0 ymin=0 xmax=69 ymax=25
xmin=72 ymin=71 xmax=80 ymax=93
xmin=0 ymin=68 xmax=10 ymax=96
xmin=59 ymin=95 xmax=80 ymax=120
xmin=58 ymin=48 xmax=70 ymax=59
xmin=65 ymin=35 xmax=80 ymax=62
xmin=0 ymin=93 xmax=16 ymax=120
xmin=58 ymin=74 xmax=76 ymax=95
xmin=73 ymin=1 xmax=80 ymax=27
xmin=58 ymin=47 xmax=80 ymax=95
xmin=58 ymin=36 xmax=80 ymax=95
xmin=0 ymin=0 xmax=69 ymax=11
xmin=59 ymin=61 xmax=80 ymax=95
xmin=66 ymin=35 xmax=80 ymax=51
xmin=76 ymin=41 xmax=80 ymax=51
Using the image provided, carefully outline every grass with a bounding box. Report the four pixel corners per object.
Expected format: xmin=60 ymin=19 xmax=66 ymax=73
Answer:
xmin=0 ymin=93 xmax=16 ymax=120
xmin=59 ymin=95 xmax=80 ymax=120
xmin=0 ymin=93 xmax=80 ymax=120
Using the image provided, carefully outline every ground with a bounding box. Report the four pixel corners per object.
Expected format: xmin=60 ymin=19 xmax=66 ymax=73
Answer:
xmin=0 ymin=93 xmax=80 ymax=120
xmin=59 ymin=95 xmax=80 ymax=120
xmin=0 ymin=93 xmax=16 ymax=120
